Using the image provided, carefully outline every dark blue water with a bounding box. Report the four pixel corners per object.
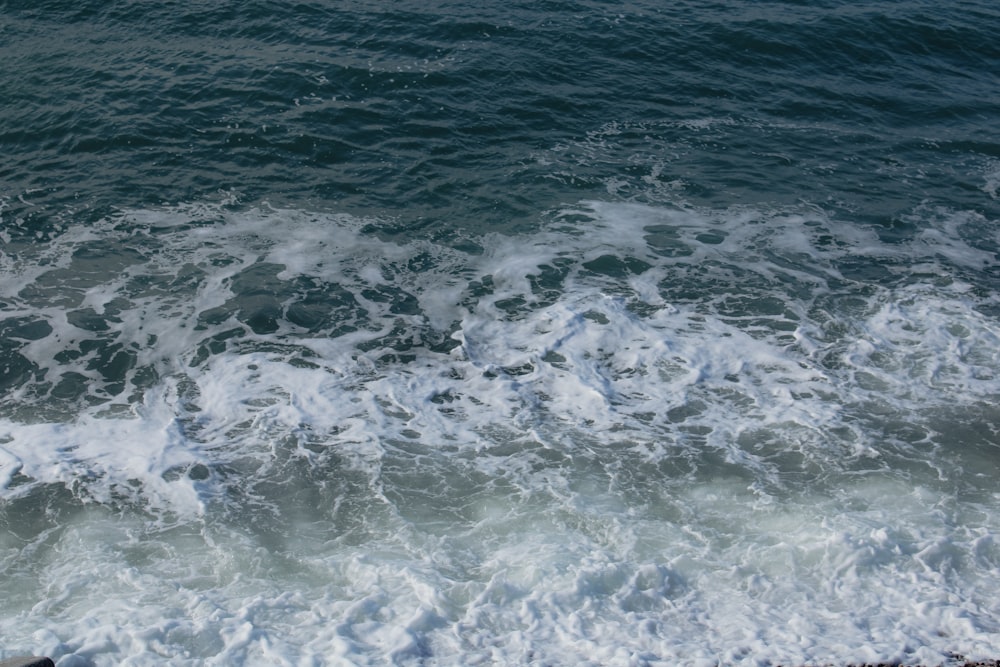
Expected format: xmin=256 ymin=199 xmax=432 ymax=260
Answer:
xmin=5 ymin=1 xmax=999 ymax=226
xmin=2 ymin=1 xmax=1000 ymax=665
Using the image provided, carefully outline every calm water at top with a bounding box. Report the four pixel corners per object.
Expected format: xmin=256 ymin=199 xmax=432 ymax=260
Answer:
xmin=3 ymin=0 xmax=999 ymax=229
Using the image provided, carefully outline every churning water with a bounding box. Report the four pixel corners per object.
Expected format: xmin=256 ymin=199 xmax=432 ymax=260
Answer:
xmin=2 ymin=1 xmax=1000 ymax=665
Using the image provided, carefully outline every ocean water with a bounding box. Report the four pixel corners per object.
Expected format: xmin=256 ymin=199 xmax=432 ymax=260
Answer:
xmin=2 ymin=1 xmax=1000 ymax=665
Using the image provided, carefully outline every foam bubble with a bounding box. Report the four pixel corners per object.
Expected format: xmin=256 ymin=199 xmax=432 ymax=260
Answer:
xmin=983 ymin=160 xmax=1000 ymax=199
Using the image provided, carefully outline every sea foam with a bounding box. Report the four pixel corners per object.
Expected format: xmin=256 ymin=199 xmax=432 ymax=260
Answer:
xmin=2 ymin=199 xmax=999 ymax=665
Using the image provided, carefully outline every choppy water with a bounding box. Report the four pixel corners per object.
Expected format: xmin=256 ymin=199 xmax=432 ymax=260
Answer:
xmin=2 ymin=1 xmax=1000 ymax=665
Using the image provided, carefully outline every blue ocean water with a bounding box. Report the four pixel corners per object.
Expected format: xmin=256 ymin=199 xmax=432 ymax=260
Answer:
xmin=2 ymin=1 xmax=1000 ymax=665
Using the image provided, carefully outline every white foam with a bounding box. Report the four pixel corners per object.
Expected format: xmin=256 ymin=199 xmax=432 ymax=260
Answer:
xmin=0 ymin=445 xmax=23 ymax=488
xmin=983 ymin=160 xmax=1000 ymax=199
xmin=2 ymin=200 xmax=1000 ymax=665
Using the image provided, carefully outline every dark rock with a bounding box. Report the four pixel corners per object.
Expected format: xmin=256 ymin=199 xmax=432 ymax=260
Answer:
xmin=0 ymin=658 xmax=55 ymax=667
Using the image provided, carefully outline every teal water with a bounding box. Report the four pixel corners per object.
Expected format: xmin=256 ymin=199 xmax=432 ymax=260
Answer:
xmin=5 ymin=0 xmax=999 ymax=227
xmin=2 ymin=1 xmax=1000 ymax=665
